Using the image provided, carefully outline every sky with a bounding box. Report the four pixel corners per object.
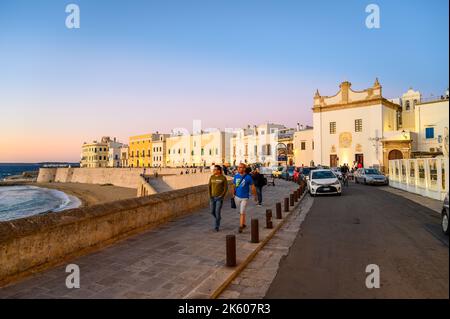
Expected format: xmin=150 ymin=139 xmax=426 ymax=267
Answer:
xmin=0 ymin=0 xmax=448 ymax=162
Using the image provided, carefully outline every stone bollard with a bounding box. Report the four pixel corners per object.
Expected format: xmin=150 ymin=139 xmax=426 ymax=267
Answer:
xmin=226 ymin=235 xmax=236 ymax=267
xmin=266 ymin=209 xmax=273 ymax=229
xmin=290 ymin=193 xmax=295 ymax=206
xmin=251 ymin=219 xmax=259 ymax=243
xmin=284 ymin=197 xmax=289 ymax=212
xmin=276 ymin=202 xmax=282 ymax=219
xmin=294 ymin=190 xmax=299 ymax=202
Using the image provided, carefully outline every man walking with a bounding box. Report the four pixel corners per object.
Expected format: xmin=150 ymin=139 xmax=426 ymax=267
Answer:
xmin=208 ymin=165 xmax=228 ymax=232
xmin=232 ymin=163 xmax=257 ymax=233
xmin=251 ymin=168 xmax=266 ymax=206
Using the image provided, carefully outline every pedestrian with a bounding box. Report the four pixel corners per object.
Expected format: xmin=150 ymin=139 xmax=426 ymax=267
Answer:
xmin=208 ymin=165 xmax=228 ymax=232
xmin=232 ymin=163 xmax=257 ymax=233
xmin=223 ymin=165 xmax=229 ymax=176
xmin=251 ymin=168 xmax=266 ymax=206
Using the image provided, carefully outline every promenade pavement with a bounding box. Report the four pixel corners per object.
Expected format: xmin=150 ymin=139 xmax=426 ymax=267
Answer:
xmin=0 ymin=179 xmax=299 ymax=299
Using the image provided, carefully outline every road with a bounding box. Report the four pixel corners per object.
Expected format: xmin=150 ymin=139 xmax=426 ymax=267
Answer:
xmin=265 ymin=183 xmax=449 ymax=299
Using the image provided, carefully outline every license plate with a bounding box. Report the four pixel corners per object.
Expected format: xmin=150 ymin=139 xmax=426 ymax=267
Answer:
xmin=322 ymin=187 xmax=330 ymax=191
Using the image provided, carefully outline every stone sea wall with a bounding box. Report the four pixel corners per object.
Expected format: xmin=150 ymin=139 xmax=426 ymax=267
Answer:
xmin=0 ymin=185 xmax=212 ymax=286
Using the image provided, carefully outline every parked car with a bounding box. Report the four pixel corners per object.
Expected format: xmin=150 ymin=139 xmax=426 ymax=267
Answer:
xmin=307 ymin=169 xmax=342 ymax=197
xmin=442 ymin=193 xmax=449 ymax=235
xmin=272 ymin=166 xmax=285 ymax=178
xmin=354 ymin=168 xmax=388 ymax=185
xmin=331 ymin=167 xmax=343 ymax=180
xmin=300 ymin=166 xmax=317 ymax=181
xmin=281 ymin=166 xmax=295 ymax=180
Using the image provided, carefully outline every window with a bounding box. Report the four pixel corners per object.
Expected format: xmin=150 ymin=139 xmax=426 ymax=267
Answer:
xmin=355 ymin=119 xmax=362 ymax=132
xmin=425 ymin=127 xmax=435 ymax=139
xmin=405 ymin=100 xmax=410 ymax=111
xmin=329 ymin=122 xmax=336 ymax=134
xmin=301 ymin=142 xmax=306 ymax=150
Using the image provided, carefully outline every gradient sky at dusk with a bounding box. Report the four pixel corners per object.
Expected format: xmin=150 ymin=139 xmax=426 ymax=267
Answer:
xmin=0 ymin=0 xmax=448 ymax=162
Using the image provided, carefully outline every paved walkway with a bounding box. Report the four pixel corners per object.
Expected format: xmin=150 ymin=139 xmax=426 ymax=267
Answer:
xmin=0 ymin=180 xmax=298 ymax=299
xmin=218 ymin=195 xmax=314 ymax=299
xmin=379 ymin=186 xmax=443 ymax=213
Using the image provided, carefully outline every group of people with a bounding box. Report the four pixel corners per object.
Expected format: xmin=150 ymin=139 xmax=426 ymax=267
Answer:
xmin=208 ymin=163 xmax=267 ymax=233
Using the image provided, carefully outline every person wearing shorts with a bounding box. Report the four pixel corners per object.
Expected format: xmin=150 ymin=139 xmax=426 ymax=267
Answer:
xmin=232 ymin=163 xmax=256 ymax=233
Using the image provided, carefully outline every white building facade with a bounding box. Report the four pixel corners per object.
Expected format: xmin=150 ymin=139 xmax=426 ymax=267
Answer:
xmin=313 ymin=79 xmax=405 ymax=170
xmin=229 ymin=123 xmax=286 ymax=166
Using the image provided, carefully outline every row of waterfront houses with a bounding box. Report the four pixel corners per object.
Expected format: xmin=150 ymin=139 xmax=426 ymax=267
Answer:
xmin=81 ymin=79 xmax=449 ymax=173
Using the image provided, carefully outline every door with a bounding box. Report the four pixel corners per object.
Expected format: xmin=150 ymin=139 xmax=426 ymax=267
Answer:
xmin=330 ymin=155 xmax=338 ymax=167
xmin=388 ymin=149 xmax=403 ymax=160
xmin=355 ymin=154 xmax=364 ymax=168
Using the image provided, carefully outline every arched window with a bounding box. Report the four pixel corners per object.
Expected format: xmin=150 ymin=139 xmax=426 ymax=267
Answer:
xmin=405 ymin=100 xmax=410 ymax=111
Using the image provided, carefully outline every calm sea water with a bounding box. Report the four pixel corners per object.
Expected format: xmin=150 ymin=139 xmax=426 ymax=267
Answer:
xmin=0 ymin=163 xmax=41 ymax=180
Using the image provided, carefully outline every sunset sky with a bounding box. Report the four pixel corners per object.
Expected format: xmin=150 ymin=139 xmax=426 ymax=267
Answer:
xmin=0 ymin=0 xmax=448 ymax=162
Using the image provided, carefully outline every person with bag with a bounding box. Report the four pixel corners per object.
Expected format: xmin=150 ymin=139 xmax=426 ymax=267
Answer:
xmin=251 ymin=168 xmax=266 ymax=206
xmin=231 ymin=163 xmax=256 ymax=233
xmin=208 ymin=165 xmax=228 ymax=232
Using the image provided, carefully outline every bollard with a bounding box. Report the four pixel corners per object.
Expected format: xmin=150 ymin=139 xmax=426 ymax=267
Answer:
xmin=276 ymin=202 xmax=282 ymax=219
xmin=284 ymin=197 xmax=289 ymax=212
xmin=294 ymin=190 xmax=299 ymax=202
xmin=251 ymin=219 xmax=259 ymax=243
xmin=290 ymin=193 xmax=294 ymax=206
xmin=226 ymin=235 xmax=236 ymax=267
xmin=266 ymin=209 xmax=273 ymax=229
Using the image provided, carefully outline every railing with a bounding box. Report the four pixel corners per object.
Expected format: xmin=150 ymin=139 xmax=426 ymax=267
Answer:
xmin=388 ymin=157 xmax=448 ymax=201
xmin=417 ymin=95 xmax=449 ymax=104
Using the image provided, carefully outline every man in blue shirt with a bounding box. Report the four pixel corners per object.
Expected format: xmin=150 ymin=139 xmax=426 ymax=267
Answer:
xmin=232 ymin=163 xmax=257 ymax=233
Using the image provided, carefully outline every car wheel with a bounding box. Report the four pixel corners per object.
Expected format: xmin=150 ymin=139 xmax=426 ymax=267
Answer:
xmin=355 ymin=178 xmax=359 ymax=184
xmin=442 ymin=211 xmax=449 ymax=235
xmin=310 ymin=192 xmax=315 ymax=197
xmin=364 ymin=178 xmax=367 ymax=185
xmin=338 ymin=192 xmax=342 ymax=196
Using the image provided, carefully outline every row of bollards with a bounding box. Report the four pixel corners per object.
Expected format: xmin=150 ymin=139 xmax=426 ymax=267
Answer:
xmin=226 ymin=180 xmax=308 ymax=267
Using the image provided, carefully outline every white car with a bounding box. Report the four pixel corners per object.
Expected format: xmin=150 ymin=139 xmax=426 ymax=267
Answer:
xmin=308 ymin=169 xmax=342 ymax=197
xmin=331 ymin=167 xmax=343 ymax=180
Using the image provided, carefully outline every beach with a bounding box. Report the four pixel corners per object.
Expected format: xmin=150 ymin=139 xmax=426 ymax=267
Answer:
xmin=36 ymin=182 xmax=137 ymax=207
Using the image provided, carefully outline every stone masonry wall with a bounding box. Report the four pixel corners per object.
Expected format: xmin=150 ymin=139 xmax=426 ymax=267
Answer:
xmin=0 ymin=185 xmax=210 ymax=286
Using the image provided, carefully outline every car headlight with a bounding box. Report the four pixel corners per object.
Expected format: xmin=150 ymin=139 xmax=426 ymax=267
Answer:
xmin=311 ymin=181 xmax=319 ymax=186
xmin=332 ymin=180 xmax=340 ymax=186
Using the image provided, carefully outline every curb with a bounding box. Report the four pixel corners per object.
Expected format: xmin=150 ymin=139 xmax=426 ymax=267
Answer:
xmin=210 ymin=188 xmax=307 ymax=299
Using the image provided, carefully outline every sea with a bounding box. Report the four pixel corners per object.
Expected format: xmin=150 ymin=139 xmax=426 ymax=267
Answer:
xmin=0 ymin=163 xmax=41 ymax=180
xmin=0 ymin=163 xmax=81 ymax=221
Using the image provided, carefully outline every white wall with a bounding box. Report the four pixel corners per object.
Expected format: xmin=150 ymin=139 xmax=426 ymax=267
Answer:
xmin=389 ymin=157 xmax=449 ymax=201
xmin=415 ymin=100 xmax=449 ymax=153
xmin=313 ymin=104 xmax=384 ymax=167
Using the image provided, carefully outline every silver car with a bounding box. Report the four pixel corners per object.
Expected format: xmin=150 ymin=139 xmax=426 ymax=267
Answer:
xmin=442 ymin=193 xmax=449 ymax=235
xmin=354 ymin=168 xmax=388 ymax=185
